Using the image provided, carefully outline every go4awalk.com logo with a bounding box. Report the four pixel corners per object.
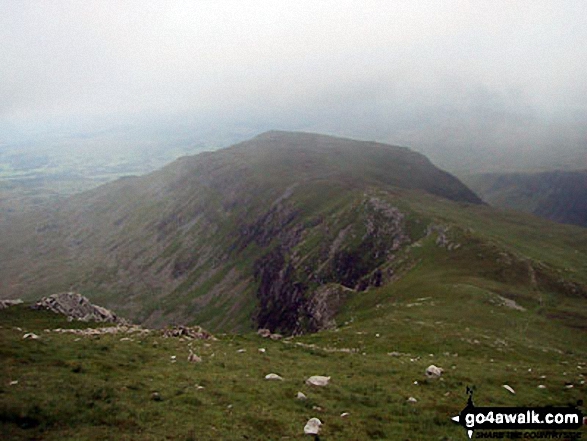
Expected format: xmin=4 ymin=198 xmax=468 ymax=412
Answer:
xmin=451 ymin=387 xmax=585 ymax=439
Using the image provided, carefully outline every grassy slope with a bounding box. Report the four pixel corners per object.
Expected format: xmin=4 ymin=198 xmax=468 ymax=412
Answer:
xmin=1 ymin=190 xmax=586 ymax=440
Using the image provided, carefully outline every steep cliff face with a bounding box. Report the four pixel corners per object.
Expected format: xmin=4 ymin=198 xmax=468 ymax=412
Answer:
xmin=249 ymin=195 xmax=415 ymax=333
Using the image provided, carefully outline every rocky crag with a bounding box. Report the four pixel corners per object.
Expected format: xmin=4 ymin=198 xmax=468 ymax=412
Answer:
xmin=32 ymin=292 xmax=126 ymax=324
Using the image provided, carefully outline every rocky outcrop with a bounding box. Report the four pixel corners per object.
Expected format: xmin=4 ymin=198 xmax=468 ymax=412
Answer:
xmin=0 ymin=299 xmax=23 ymax=309
xmin=32 ymin=292 xmax=125 ymax=324
xmin=161 ymin=325 xmax=215 ymax=340
xmin=252 ymin=196 xmax=413 ymax=334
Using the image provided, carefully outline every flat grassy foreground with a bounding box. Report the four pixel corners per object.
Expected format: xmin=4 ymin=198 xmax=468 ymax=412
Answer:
xmin=1 ymin=302 xmax=585 ymax=441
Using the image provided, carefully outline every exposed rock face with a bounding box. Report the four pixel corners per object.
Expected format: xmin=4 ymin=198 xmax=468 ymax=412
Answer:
xmin=32 ymin=292 xmax=125 ymax=324
xmin=306 ymin=284 xmax=353 ymax=331
xmin=253 ymin=196 xmax=413 ymax=334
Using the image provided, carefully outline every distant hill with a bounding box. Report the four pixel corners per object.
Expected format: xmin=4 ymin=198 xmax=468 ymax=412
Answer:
xmin=1 ymin=131 xmax=586 ymax=337
xmin=464 ymin=170 xmax=587 ymax=227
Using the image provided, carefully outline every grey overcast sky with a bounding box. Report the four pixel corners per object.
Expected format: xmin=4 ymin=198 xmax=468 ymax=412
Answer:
xmin=1 ymin=1 xmax=586 ymax=171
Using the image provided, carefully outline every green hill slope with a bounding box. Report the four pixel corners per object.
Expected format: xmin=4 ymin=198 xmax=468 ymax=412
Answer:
xmin=0 ymin=131 xmax=585 ymax=337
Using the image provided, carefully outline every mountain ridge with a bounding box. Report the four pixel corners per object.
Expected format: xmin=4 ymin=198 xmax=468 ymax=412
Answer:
xmin=1 ymin=131 xmax=585 ymax=336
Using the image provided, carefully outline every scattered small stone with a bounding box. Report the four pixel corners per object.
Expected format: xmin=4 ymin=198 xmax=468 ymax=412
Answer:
xmin=340 ymin=412 xmax=350 ymax=418
xmin=188 ymin=350 xmax=202 ymax=363
xmin=375 ymin=333 xmax=380 ymax=338
xmin=296 ymin=391 xmax=307 ymax=400
xmin=23 ymin=333 xmax=39 ymax=340
xmin=303 ymin=417 xmax=322 ymax=436
xmin=565 ymin=384 xmax=574 ymax=389
xmin=425 ymin=365 xmax=443 ymax=379
xmin=52 ymin=325 xmax=149 ymax=337
xmin=236 ymin=349 xmax=246 ymax=353
xmin=119 ymin=337 xmax=133 ymax=341
xmin=305 ymin=375 xmax=330 ymax=387
xmin=151 ymin=392 xmax=162 ymax=401
xmin=312 ymin=406 xmax=323 ymax=411
xmin=9 ymin=380 xmax=18 ymax=386
xmin=258 ymin=348 xmax=266 ymax=353
xmin=388 ymin=351 xmax=401 ymax=357
xmin=502 ymin=384 xmax=515 ymax=394
xmin=265 ymin=373 xmax=283 ymax=381
xmin=413 ymin=381 xmax=418 ymax=385
xmin=538 ymin=385 xmax=547 ymax=389
xmin=257 ymin=328 xmax=271 ymax=338
xmin=407 ymin=397 xmax=418 ymax=403
xmin=257 ymin=328 xmax=283 ymax=340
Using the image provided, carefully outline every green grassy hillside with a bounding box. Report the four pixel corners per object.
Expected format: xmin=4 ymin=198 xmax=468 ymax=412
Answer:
xmin=1 ymin=132 xmax=586 ymax=439
xmin=0 ymin=131 xmax=482 ymax=332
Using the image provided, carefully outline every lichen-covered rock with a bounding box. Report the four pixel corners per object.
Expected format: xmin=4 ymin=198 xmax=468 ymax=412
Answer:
xmin=425 ymin=364 xmax=443 ymax=379
xmin=303 ymin=417 xmax=322 ymax=435
xmin=32 ymin=292 xmax=125 ymax=324
xmin=265 ymin=373 xmax=283 ymax=381
xmin=305 ymin=375 xmax=330 ymax=386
